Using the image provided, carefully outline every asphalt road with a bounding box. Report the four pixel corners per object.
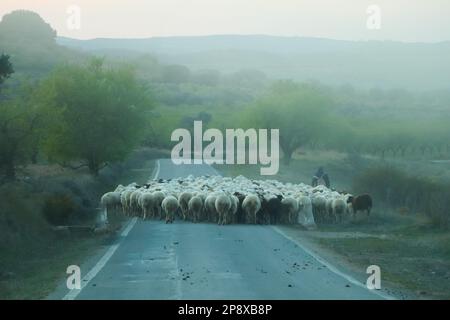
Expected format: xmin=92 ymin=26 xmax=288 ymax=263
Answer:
xmin=55 ymin=159 xmax=388 ymax=300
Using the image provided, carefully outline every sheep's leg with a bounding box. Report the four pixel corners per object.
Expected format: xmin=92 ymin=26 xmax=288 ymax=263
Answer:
xmin=165 ymin=212 xmax=170 ymax=224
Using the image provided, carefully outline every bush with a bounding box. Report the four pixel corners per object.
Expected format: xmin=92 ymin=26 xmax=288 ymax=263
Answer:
xmin=42 ymin=194 xmax=75 ymax=225
xmin=0 ymin=182 xmax=51 ymax=250
xmin=353 ymin=166 xmax=450 ymax=227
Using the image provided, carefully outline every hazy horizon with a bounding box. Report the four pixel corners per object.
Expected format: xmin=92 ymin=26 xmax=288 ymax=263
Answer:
xmin=1 ymin=0 xmax=450 ymax=43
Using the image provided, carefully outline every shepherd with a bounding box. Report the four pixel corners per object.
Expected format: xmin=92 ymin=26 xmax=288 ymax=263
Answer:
xmin=311 ymin=166 xmax=330 ymax=188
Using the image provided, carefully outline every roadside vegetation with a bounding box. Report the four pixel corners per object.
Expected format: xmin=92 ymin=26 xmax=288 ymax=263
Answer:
xmin=0 ymin=148 xmax=158 ymax=299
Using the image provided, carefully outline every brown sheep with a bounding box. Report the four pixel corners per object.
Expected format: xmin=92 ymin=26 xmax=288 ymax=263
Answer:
xmin=347 ymin=194 xmax=372 ymax=217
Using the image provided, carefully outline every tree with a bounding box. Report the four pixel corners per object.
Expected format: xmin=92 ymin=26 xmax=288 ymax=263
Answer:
xmin=0 ymin=10 xmax=78 ymax=77
xmin=0 ymin=83 xmax=41 ymax=181
xmin=161 ymin=64 xmax=190 ymax=84
xmin=192 ymin=69 xmax=221 ymax=86
xmin=180 ymin=111 xmax=212 ymax=130
xmin=38 ymin=59 xmax=152 ymax=176
xmin=0 ymin=10 xmax=56 ymax=44
xmin=242 ymin=81 xmax=333 ymax=165
xmin=0 ymin=54 xmax=14 ymax=87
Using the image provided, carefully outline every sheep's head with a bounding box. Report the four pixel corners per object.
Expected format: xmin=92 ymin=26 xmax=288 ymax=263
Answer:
xmin=346 ymin=196 xmax=354 ymax=203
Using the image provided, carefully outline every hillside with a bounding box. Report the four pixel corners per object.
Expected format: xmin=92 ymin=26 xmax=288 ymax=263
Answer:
xmin=57 ymin=35 xmax=450 ymax=90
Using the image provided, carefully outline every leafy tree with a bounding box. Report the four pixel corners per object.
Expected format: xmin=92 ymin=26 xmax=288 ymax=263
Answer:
xmin=192 ymin=69 xmax=221 ymax=86
xmin=180 ymin=111 xmax=212 ymax=130
xmin=0 ymin=54 xmax=14 ymax=86
xmin=242 ymin=81 xmax=333 ymax=164
xmin=38 ymin=59 xmax=152 ymax=176
xmin=161 ymin=64 xmax=190 ymax=84
xmin=0 ymin=83 xmax=41 ymax=181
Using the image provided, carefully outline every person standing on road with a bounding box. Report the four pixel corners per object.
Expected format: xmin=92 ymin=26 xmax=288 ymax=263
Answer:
xmin=311 ymin=166 xmax=330 ymax=188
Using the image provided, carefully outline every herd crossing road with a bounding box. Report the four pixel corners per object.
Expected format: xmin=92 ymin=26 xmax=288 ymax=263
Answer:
xmin=53 ymin=159 xmax=390 ymax=300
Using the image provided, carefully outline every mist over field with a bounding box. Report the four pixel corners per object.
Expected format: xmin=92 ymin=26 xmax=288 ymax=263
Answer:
xmin=58 ymin=35 xmax=450 ymax=90
xmin=1 ymin=3 xmax=450 ymax=301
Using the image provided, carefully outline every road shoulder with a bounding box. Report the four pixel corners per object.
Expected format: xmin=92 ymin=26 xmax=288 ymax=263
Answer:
xmin=276 ymin=225 xmax=415 ymax=300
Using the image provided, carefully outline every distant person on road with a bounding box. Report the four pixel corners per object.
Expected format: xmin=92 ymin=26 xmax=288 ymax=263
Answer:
xmin=311 ymin=166 xmax=330 ymax=188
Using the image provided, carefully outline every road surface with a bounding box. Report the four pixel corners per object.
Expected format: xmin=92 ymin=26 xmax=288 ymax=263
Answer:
xmin=52 ymin=159 xmax=389 ymax=300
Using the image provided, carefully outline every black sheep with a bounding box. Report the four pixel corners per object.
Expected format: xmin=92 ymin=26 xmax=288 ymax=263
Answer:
xmin=347 ymin=194 xmax=372 ymax=217
xmin=267 ymin=195 xmax=283 ymax=225
xmin=233 ymin=192 xmax=246 ymax=224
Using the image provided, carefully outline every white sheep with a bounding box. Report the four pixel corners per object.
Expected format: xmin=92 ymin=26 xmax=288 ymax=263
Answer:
xmin=297 ymin=195 xmax=316 ymax=229
xmin=100 ymin=191 xmax=121 ymax=223
xmin=120 ymin=189 xmax=133 ymax=216
xmin=161 ymin=195 xmax=179 ymax=224
xmin=152 ymin=191 xmax=166 ymax=219
xmin=179 ymin=192 xmax=193 ymax=220
xmin=205 ymin=193 xmax=218 ymax=222
xmin=332 ymin=198 xmax=347 ymax=223
xmin=228 ymin=195 xmax=239 ymax=224
xmin=129 ymin=190 xmax=142 ymax=217
xmin=215 ymin=193 xmax=232 ymax=225
xmin=281 ymin=197 xmax=299 ymax=224
xmin=188 ymin=195 xmax=204 ymax=223
xmin=242 ymin=194 xmax=261 ymax=224
xmin=326 ymin=198 xmax=334 ymax=223
xmin=140 ymin=192 xmax=154 ymax=220
xmin=312 ymin=195 xmax=327 ymax=223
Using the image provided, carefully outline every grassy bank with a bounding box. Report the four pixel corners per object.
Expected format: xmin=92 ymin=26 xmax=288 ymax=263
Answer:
xmin=317 ymin=227 xmax=450 ymax=299
xmin=0 ymin=149 xmax=159 ymax=299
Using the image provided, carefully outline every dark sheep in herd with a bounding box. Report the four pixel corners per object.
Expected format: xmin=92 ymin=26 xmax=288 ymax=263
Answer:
xmin=347 ymin=194 xmax=373 ymax=217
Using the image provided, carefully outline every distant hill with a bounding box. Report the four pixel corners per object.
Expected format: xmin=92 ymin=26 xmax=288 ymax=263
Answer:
xmin=57 ymin=35 xmax=450 ymax=90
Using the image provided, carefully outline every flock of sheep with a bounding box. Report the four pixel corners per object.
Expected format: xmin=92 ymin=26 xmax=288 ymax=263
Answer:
xmin=100 ymin=175 xmax=373 ymax=229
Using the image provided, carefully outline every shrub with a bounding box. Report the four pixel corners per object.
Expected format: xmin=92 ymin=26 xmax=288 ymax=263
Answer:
xmin=353 ymin=166 xmax=450 ymax=228
xmin=42 ymin=194 xmax=75 ymax=225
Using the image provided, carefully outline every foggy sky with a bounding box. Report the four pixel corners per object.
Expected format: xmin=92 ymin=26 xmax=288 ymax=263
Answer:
xmin=1 ymin=0 xmax=450 ymax=42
